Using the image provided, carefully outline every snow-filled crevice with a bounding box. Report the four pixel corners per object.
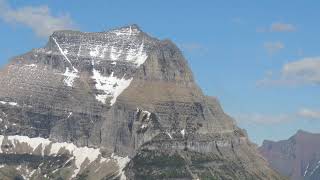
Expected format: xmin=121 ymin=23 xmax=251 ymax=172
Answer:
xmin=52 ymin=37 xmax=79 ymax=87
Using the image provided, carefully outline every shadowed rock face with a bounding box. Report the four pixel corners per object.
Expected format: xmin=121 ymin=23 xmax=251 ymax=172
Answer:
xmin=0 ymin=25 xmax=285 ymax=179
xmin=259 ymin=130 xmax=320 ymax=180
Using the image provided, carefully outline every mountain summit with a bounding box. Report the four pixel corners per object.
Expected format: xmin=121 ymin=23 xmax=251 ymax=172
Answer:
xmin=0 ymin=25 xmax=284 ymax=179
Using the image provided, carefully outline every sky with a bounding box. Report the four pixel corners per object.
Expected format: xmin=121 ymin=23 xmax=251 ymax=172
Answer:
xmin=0 ymin=0 xmax=319 ymax=145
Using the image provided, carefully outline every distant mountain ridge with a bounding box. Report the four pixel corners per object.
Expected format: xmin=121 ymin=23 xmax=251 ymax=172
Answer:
xmin=259 ymin=130 xmax=320 ymax=180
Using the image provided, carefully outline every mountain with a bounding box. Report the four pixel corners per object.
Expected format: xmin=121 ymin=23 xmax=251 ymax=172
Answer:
xmin=259 ymin=130 xmax=320 ymax=180
xmin=0 ymin=24 xmax=285 ymax=180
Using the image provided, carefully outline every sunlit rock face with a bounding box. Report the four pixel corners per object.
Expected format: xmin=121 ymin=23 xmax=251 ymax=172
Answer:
xmin=0 ymin=25 xmax=285 ymax=179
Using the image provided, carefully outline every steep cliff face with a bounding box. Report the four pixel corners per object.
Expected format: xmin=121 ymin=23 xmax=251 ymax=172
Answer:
xmin=259 ymin=130 xmax=320 ymax=180
xmin=0 ymin=25 xmax=285 ymax=179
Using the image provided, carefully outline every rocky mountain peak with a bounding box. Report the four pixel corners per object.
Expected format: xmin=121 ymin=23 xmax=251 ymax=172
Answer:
xmin=47 ymin=24 xmax=151 ymax=66
xmin=0 ymin=25 xmax=285 ymax=179
xmin=52 ymin=24 xmax=143 ymax=38
xmin=107 ymin=24 xmax=143 ymax=35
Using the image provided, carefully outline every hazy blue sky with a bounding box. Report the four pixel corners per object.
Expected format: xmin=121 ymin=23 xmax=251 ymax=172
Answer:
xmin=0 ymin=0 xmax=319 ymax=144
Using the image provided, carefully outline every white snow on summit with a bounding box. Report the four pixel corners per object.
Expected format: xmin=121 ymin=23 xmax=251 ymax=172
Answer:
xmin=112 ymin=26 xmax=140 ymax=37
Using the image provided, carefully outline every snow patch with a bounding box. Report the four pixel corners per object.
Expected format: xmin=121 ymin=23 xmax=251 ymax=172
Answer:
xmin=141 ymin=124 xmax=148 ymax=130
xmin=25 ymin=64 xmax=37 ymax=68
xmin=29 ymin=169 xmax=36 ymax=177
xmin=0 ymin=135 xmax=123 ymax=179
xmin=8 ymin=102 xmax=18 ymax=106
xmin=62 ymin=67 xmax=79 ymax=87
xmin=110 ymin=46 xmax=122 ymax=61
xmin=166 ymin=132 xmax=173 ymax=139
xmin=90 ymin=45 xmax=109 ymax=59
xmin=137 ymin=108 xmax=151 ymax=120
xmin=126 ymin=43 xmax=148 ymax=67
xmin=91 ymin=68 xmax=132 ymax=105
xmin=49 ymin=143 xmax=103 ymax=178
xmin=100 ymin=47 xmax=107 ymax=58
xmin=7 ymin=136 xmax=51 ymax=154
xmin=181 ymin=129 xmax=186 ymax=137
xmin=112 ymin=26 xmax=140 ymax=37
xmin=111 ymin=153 xmax=130 ymax=180
xmin=0 ymin=136 xmax=4 ymax=153
xmin=90 ymin=46 xmax=101 ymax=57
xmin=67 ymin=112 xmax=73 ymax=118
xmin=137 ymin=109 xmax=152 ymax=131
xmin=144 ymin=111 xmax=151 ymax=120
xmin=77 ymin=45 xmax=82 ymax=59
xmin=216 ymin=141 xmax=230 ymax=147
xmin=89 ymin=42 xmax=147 ymax=67
xmin=0 ymin=101 xmax=19 ymax=106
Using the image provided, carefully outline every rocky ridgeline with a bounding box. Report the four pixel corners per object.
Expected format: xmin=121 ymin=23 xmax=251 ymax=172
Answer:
xmin=0 ymin=25 xmax=285 ymax=179
xmin=260 ymin=130 xmax=320 ymax=180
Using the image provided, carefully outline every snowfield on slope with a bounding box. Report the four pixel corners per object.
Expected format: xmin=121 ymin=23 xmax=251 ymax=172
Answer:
xmin=0 ymin=135 xmax=130 ymax=179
